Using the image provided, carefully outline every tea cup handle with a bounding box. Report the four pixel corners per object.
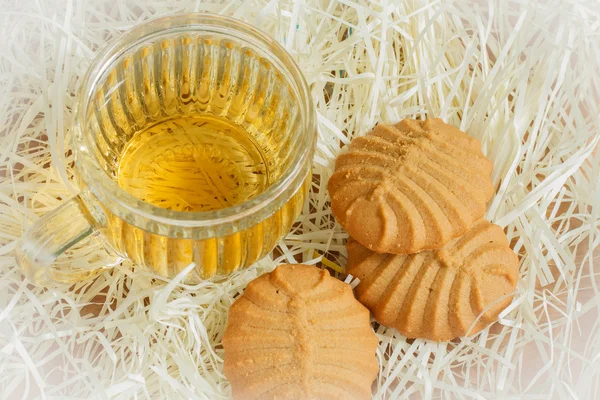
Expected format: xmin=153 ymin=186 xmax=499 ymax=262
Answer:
xmin=16 ymin=191 xmax=122 ymax=286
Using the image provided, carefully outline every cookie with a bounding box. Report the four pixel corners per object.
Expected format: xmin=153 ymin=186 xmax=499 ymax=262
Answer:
xmin=346 ymin=220 xmax=519 ymax=341
xmin=328 ymin=118 xmax=494 ymax=254
xmin=222 ymin=264 xmax=379 ymax=400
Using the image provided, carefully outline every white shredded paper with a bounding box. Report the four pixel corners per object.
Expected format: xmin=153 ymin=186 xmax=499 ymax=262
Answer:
xmin=1 ymin=0 xmax=599 ymax=398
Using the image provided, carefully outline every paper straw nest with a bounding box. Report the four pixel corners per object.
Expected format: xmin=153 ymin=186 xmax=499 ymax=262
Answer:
xmin=1 ymin=0 xmax=599 ymax=398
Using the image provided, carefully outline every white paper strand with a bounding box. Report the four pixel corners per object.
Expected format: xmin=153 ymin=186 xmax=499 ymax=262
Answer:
xmin=0 ymin=0 xmax=599 ymax=398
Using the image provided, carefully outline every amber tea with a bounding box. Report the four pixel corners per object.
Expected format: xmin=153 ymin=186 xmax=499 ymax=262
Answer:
xmin=89 ymin=35 xmax=309 ymax=278
xmin=117 ymin=114 xmax=270 ymax=212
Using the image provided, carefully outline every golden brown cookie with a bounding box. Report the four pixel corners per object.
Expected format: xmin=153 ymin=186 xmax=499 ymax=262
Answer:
xmin=222 ymin=264 xmax=379 ymax=400
xmin=328 ymin=118 xmax=494 ymax=254
xmin=346 ymin=220 xmax=519 ymax=341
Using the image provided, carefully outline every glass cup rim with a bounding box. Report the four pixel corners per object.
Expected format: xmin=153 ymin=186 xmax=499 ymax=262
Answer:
xmin=73 ymin=13 xmax=316 ymax=230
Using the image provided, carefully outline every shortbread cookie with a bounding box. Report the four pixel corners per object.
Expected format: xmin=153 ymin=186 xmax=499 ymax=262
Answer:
xmin=329 ymin=118 xmax=494 ymax=254
xmin=346 ymin=220 xmax=519 ymax=341
xmin=222 ymin=264 xmax=379 ymax=400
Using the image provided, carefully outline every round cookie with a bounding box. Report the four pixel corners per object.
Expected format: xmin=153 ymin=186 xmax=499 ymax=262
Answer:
xmin=222 ymin=264 xmax=379 ymax=400
xmin=328 ymin=118 xmax=494 ymax=254
xmin=346 ymin=220 xmax=519 ymax=341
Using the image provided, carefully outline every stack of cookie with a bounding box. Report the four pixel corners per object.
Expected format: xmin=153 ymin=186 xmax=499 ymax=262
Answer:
xmin=220 ymin=119 xmax=520 ymax=400
xmin=328 ymin=118 xmax=519 ymax=341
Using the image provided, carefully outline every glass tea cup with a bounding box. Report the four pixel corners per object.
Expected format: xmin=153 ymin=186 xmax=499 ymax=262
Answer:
xmin=16 ymin=13 xmax=316 ymax=286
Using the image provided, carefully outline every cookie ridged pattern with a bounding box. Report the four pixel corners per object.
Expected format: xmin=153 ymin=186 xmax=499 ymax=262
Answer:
xmin=328 ymin=118 xmax=494 ymax=255
xmin=346 ymin=220 xmax=519 ymax=341
xmin=223 ymin=264 xmax=379 ymax=400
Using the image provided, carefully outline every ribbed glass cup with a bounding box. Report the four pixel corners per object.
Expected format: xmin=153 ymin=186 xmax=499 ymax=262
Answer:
xmin=16 ymin=14 xmax=316 ymax=285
